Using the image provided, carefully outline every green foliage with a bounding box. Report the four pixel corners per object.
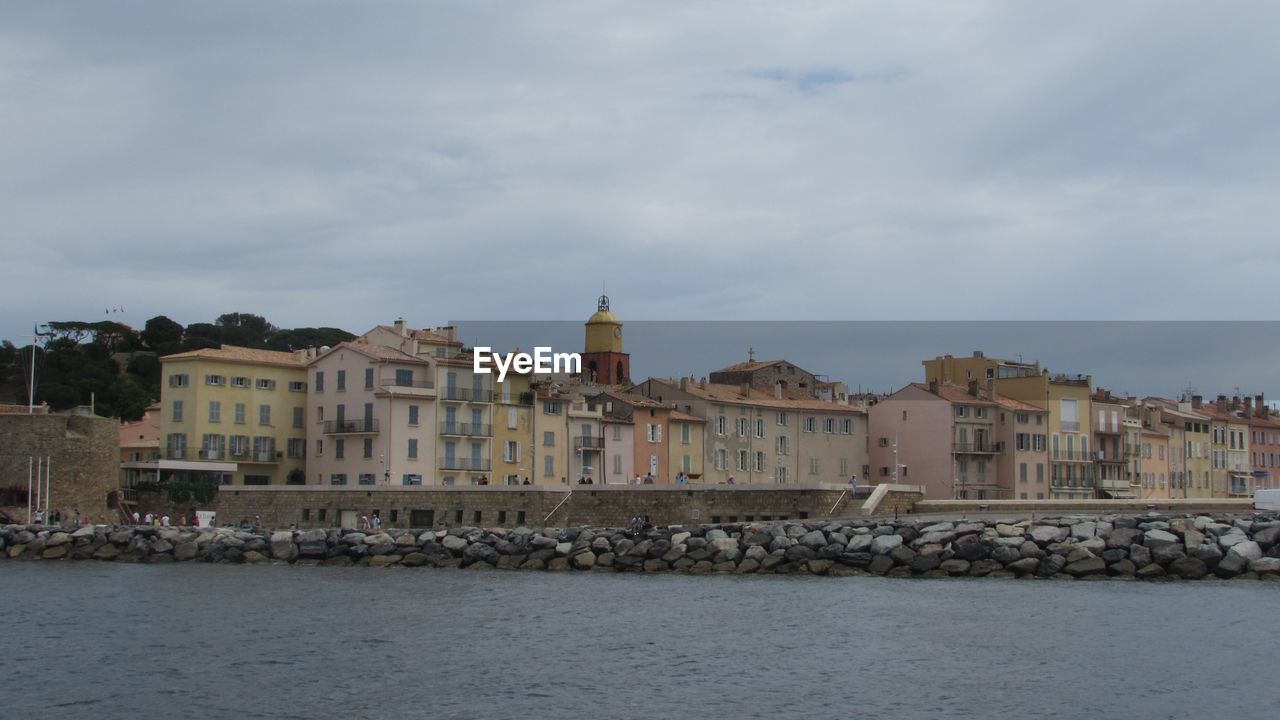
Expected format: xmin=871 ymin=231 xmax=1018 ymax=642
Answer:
xmin=269 ymin=327 xmax=356 ymax=351
xmin=141 ymin=315 xmax=184 ymax=349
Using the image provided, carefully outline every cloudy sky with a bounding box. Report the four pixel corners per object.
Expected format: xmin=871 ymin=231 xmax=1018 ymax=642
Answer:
xmin=3 ymin=4 xmax=1277 ymax=353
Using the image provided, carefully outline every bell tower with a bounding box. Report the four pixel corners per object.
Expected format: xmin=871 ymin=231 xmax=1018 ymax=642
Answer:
xmin=582 ymin=294 xmax=630 ymax=385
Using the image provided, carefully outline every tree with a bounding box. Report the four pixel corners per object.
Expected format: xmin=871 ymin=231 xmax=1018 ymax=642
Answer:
xmin=141 ymin=316 xmax=184 ymax=349
xmin=269 ymin=327 xmax=356 ymax=352
xmin=216 ymin=312 xmax=276 ymax=348
xmin=183 ymin=323 xmax=221 ymax=349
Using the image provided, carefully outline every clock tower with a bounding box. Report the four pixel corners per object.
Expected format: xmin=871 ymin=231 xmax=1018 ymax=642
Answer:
xmin=582 ymin=294 xmax=630 ymax=385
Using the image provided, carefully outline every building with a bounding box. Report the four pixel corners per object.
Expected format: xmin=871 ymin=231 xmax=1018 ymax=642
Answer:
xmin=1138 ymin=428 xmax=1171 ymax=499
xmin=633 ymin=376 xmax=867 ymax=485
xmin=709 ymin=357 xmax=820 ymax=397
xmin=0 ymin=408 xmax=118 ymax=524
xmin=868 ymin=381 xmax=1048 ymax=500
xmin=1091 ymin=392 xmax=1138 ymax=499
xmin=492 ymin=371 xmax=535 ymax=485
xmin=590 ymin=389 xmax=706 ymax=483
xmin=580 ymin=295 xmax=630 ymax=386
xmin=1244 ymin=395 xmax=1280 ymax=490
xmin=925 ymin=352 xmax=1094 ymax=499
xmin=1198 ymin=395 xmax=1253 ymax=497
xmin=118 ymin=402 xmax=161 ymax=499
xmin=306 ymin=341 xmax=436 ymax=487
xmin=158 ymin=345 xmax=308 ymax=486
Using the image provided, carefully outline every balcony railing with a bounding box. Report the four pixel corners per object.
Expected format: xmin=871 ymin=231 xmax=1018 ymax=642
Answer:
xmin=1051 ymin=450 xmax=1094 ymax=462
xmin=165 ymin=448 xmax=187 ymax=460
xmin=324 ymin=419 xmax=380 ymax=434
xmin=197 ymin=449 xmax=225 ymax=461
xmin=575 ymin=436 xmax=606 ymax=450
xmin=440 ymin=457 xmax=491 ymax=471
xmin=1060 ymin=421 xmax=1080 ymax=432
xmin=380 ymin=377 xmax=434 ymax=389
xmin=1095 ymin=450 xmax=1125 ymax=463
xmin=440 ymin=387 xmax=493 ymax=402
xmin=953 ymin=441 xmax=996 ymax=454
xmin=440 ymin=422 xmax=493 ymax=437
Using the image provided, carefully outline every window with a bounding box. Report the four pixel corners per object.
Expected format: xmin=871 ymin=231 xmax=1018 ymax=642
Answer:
xmin=171 ymin=400 xmax=184 ymax=422
xmin=737 ymin=418 xmax=748 ymax=437
xmin=840 ymin=457 xmax=849 ymax=475
xmin=287 ymin=438 xmax=304 ymax=459
xmin=205 ymin=374 xmax=225 ymax=386
xmin=258 ymin=405 xmax=271 ymax=426
xmin=1033 ymin=434 xmax=1046 ymax=452
xmin=543 ymin=401 xmax=561 ymax=415
xmin=169 ymin=374 xmax=189 ymax=388
xmin=715 ymin=415 xmax=727 ymax=436
xmin=503 ymin=441 xmax=521 ymax=463
xmin=302 ymin=508 xmax=310 ymax=522
xmin=1016 ymin=412 xmax=1029 ymax=424
xmin=842 ymin=419 xmax=852 ymax=434
xmin=208 ymin=401 xmax=221 ymax=422
xmin=1020 ymin=463 xmax=1028 ymax=483
xmin=956 ymin=406 xmax=967 ymax=417
xmin=509 ymin=408 xmax=519 ymax=430
xmin=777 ymin=412 xmax=788 ymax=426
xmin=613 ymin=454 xmax=623 ymax=474
xmin=357 ymin=473 xmax=376 ymax=485
xmin=612 ymin=424 xmax=621 ymax=441
xmin=407 ymin=438 xmax=418 ymax=459
xmin=754 ymin=451 xmax=766 ymax=472
xmin=364 ymin=367 xmax=374 ymax=390
xmin=289 ymin=381 xmax=306 ymax=392
xmin=231 ymin=376 xmax=250 ymax=388
xmin=775 ymin=466 xmax=788 ymax=483
xmin=408 ymin=405 xmax=420 ymax=426
xmin=315 ymin=439 xmax=323 ymax=457
xmin=292 ymin=407 xmax=304 ymax=429
xmin=543 ymin=431 xmax=555 ymax=447
xmin=755 ymin=419 xmax=765 ymax=438
xmin=804 ymin=417 xmax=816 ymax=432
xmin=681 ymin=422 xmax=691 ymax=444
xmin=715 ymin=449 xmax=727 ymax=471
xmin=646 ymin=424 xmax=662 ymax=443
xmin=544 ymin=455 xmax=554 ymax=476
xmin=824 ymin=418 xmax=835 ymax=434
xmin=682 ymin=454 xmax=691 ymax=473
xmin=809 ymin=458 xmax=819 ymax=475
xmin=363 ymin=438 xmax=373 ymax=459
xmin=403 ymin=474 xmax=422 ymax=486
xmin=335 ymin=439 xmax=345 ymax=459
xmin=776 ymin=435 xmax=789 ymax=455
xmin=314 ymin=371 xmax=324 ymax=392
xmin=329 ymin=473 xmax=347 ymax=485
xmin=235 ymin=403 xmax=246 ymax=424
xmin=737 ymin=450 xmax=748 ymax=471
xmin=336 ymin=370 xmax=346 ymax=391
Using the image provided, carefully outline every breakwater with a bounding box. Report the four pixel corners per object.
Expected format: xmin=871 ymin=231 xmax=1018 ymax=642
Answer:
xmin=5 ymin=513 xmax=1280 ymax=579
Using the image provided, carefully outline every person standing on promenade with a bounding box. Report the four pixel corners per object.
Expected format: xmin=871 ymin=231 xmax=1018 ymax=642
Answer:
xmin=144 ymin=511 xmax=153 ymax=526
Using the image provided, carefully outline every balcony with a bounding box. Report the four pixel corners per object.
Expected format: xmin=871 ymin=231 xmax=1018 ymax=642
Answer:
xmin=440 ymin=422 xmax=493 ymax=437
xmin=575 ymin=436 xmax=606 ymax=451
xmin=1095 ymin=450 xmax=1125 ymax=463
xmin=1051 ymin=450 xmax=1094 ymax=462
xmin=324 ymin=419 xmax=380 ymax=434
xmin=246 ymin=451 xmax=279 ymax=464
xmin=380 ymin=376 xmax=434 ymax=389
xmin=1095 ymin=425 xmax=1121 ymax=435
xmin=440 ymin=457 xmax=491 ymax=471
xmin=953 ymin=441 xmax=996 ymax=454
xmin=196 ymin=449 xmax=226 ymax=461
xmin=1060 ymin=421 xmax=1080 ymax=432
xmin=164 ymin=448 xmax=187 ymax=460
xmin=440 ymin=387 xmax=493 ymax=403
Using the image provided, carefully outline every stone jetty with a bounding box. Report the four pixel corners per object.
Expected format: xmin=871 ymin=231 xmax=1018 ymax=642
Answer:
xmin=3 ymin=513 xmax=1280 ymax=580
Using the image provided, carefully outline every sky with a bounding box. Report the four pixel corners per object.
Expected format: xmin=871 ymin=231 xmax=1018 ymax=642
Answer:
xmin=3 ymin=4 xmax=1278 ymax=350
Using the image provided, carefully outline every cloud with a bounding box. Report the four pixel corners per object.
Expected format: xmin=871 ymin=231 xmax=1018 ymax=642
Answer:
xmin=1 ymin=1 xmax=1278 ymax=349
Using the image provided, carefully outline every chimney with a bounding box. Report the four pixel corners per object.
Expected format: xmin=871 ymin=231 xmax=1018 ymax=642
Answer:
xmin=774 ymin=382 xmax=783 ymax=400
xmin=679 ymin=377 xmax=689 ymax=391
xmin=740 ymin=381 xmax=751 ymax=398
xmin=394 ymin=318 xmax=406 ymax=337
xmin=1217 ymin=395 xmax=1228 ymax=412
xmin=928 ymin=379 xmax=938 ymax=394
xmin=440 ymin=325 xmax=457 ymax=342
xmin=973 ymin=350 xmax=984 ymax=358
xmin=1244 ymin=396 xmax=1254 ymax=417
xmin=1192 ymin=395 xmax=1203 ymax=409
xmin=1231 ymin=396 xmax=1241 ymax=410
xmin=968 ymin=379 xmax=979 ymax=397
xmin=699 ymin=377 xmax=707 ymax=389
xmin=987 ymin=377 xmax=996 ymax=401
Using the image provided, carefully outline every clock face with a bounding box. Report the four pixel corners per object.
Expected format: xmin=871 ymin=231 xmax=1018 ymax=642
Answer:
xmin=613 ymin=327 xmax=622 ymax=338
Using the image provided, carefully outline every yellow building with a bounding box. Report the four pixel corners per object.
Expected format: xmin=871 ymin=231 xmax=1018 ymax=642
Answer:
xmin=532 ymin=389 xmax=570 ymax=484
xmin=666 ymin=412 xmax=707 ymax=483
xmin=158 ymin=345 xmax=308 ymax=485
xmin=492 ymin=372 xmax=535 ymax=485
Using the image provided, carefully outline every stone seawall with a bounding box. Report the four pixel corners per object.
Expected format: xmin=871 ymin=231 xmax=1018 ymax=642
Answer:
xmin=4 ymin=513 xmax=1280 ymax=580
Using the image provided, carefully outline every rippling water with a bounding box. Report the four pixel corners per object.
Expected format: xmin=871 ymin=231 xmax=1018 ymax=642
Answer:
xmin=1 ymin=563 xmax=1275 ymax=719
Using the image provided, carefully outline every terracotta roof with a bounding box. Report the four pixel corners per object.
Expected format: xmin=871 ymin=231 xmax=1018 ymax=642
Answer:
xmin=371 ymin=324 xmax=463 ymax=346
xmin=654 ymin=379 xmax=865 ymax=414
xmin=907 ymin=383 xmax=1045 ymax=412
xmin=712 ymin=359 xmax=784 ymax=373
xmin=162 ymin=344 xmax=305 ymax=367
xmin=314 ymin=341 xmax=428 ymax=365
xmin=670 ymin=411 xmax=706 ymax=423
